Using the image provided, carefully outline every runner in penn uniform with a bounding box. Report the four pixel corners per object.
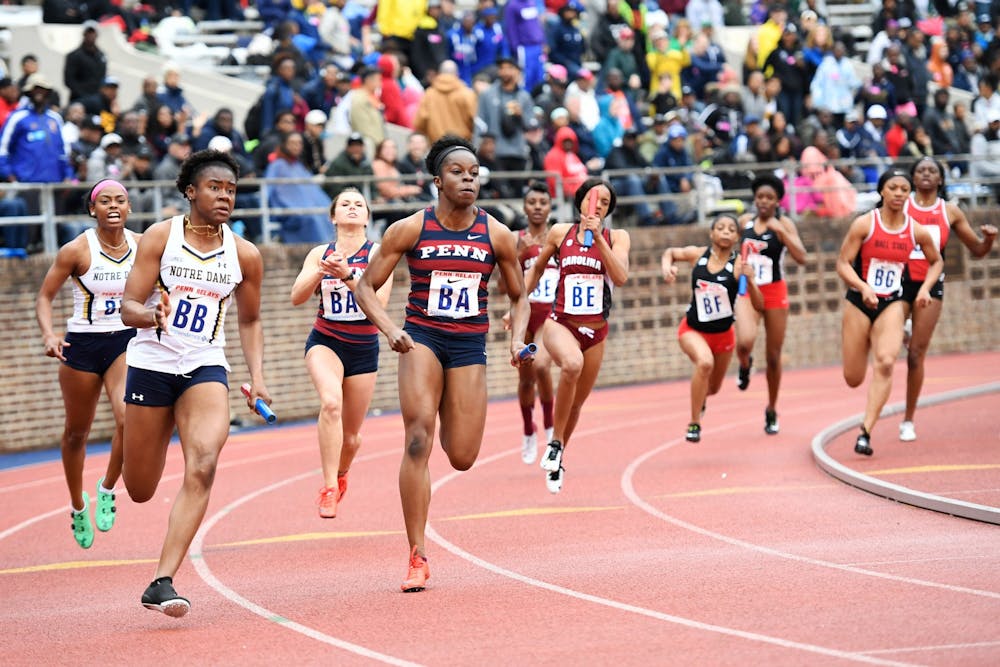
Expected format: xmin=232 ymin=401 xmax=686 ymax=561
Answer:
xmin=837 ymin=167 xmax=942 ymax=457
xmin=291 ymin=187 xmax=394 ymax=519
xmin=352 ymin=135 xmax=531 ymax=593
xmin=897 ymin=157 xmax=997 ymax=442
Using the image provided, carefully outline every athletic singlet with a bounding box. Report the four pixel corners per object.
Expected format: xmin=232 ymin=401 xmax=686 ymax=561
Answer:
xmin=851 ymin=209 xmax=916 ymax=298
xmin=551 ymin=224 xmax=614 ymax=323
xmin=66 ymin=228 xmax=138 ymax=333
xmin=903 ymin=195 xmax=949 ymax=282
xmin=740 ymin=218 xmax=788 ymax=286
xmin=405 ymin=206 xmax=495 ymax=334
xmin=127 ymin=215 xmax=243 ymax=374
xmin=313 ymin=240 xmax=379 ymax=344
xmin=685 ymin=248 xmax=739 ymax=334
xmin=519 ymin=228 xmax=558 ymax=304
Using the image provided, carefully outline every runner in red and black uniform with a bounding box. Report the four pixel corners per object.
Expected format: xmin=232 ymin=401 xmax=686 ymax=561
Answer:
xmin=897 ymin=157 xmax=997 ymax=442
xmin=352 ymin=135 xmax=531 ymax=592
xmin=837 ymin=167 xmax=942 ymax=457
xmin=291 ymin=188 xmax=394 ymax=520
xmin=524 ymin=178 xmax=631 ymax=494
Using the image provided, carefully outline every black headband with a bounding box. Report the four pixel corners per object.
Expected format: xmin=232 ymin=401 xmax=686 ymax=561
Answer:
xmin=432 ymin=146 xmax=475 ymax=175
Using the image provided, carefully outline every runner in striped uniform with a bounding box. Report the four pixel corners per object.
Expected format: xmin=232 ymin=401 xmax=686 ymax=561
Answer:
xmin=837 ymin=167 xmax=942 ymax=457
xmin=36 ymin=180 xmax=138 ymax=548
xmin=120 ymin=150 xmax=271 ymax=617
xmin=290 ymin=187 xmax=394 ymax=519
xmin=352 ymin=136 xmax=531 ymax=592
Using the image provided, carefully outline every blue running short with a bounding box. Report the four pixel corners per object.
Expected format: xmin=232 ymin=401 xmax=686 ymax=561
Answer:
xmin=403 ymin=322 xmax=486 ymax=369
xmin=305 ymin=329 xmax=379 ymax=377
xmin=124 ymin=365 xmax=228 ymax=407
xmin=63 ymin=329 xmax=136 ymax=376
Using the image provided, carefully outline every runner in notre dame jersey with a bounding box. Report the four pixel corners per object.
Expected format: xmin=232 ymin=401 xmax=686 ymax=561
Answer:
xmin=661 ymin=214 xmax=762 ymax=444
xmin=36 ymin=180 xmax=138 ymax=549
xmin=837 ymin=167 xmax=942 ymax=457
xmin=352 ymin=135 xmax=531 ymax=593
xmin=524 ymin=178 xmax=631 ymax=494
xmin=290 ymin=187 xmax=393 ymax=520
xmin=734 ymin=174 xmax=807 ymax=435
xmin=896 ymin=157 xmax=997 ymax=442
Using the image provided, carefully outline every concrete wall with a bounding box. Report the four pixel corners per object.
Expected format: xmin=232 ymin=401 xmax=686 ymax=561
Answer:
xmin=3 ymin=211 xmax=998 ymax=453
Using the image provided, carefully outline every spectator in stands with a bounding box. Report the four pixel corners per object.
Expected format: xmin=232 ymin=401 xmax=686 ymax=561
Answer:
xmin=318 ymin=0 xmax=353 ymax=59
xmin=15 ymin=54 xmax=41 ymax=97
xmin=152 ymin=133 xmax=192 ymax=215
xmin=548 ymin=1 xmax=586 ymax=81
xmin=524 ymin=116 xmax=549 ymax=172
xmin=885 ymin=112 xmax=915 ymax=158
xmin=145 ymin=103 xmax=178 ymax=160
xmin=592 ymin=95 xmax=625 ymax=158
xmin=927 ymin=37 xmax=954 ymax=89
xmin=533 ymin=64 xmax=569 ymax=121
xmin=565 ymin=68 xmax=598 ymax=131
xmin=63 ymin=21 xmax=107 ymax=103
xmin=564 ymin=95 xmax=603 ymax=171
xmin=970 ymin=109 xmax=1000 ymax=200
xmin=900 ymin=123 xmax=934 ymax=160
xmin=301 ymin=109 xmax=328 ymax=174
xmin=923 ymin=89 xmax=963 ymax=160
xmin=261 ymin=56 xmax=304 ymax=138
xmin=156 ymin=62 xmax=195 ymax=124
xmin=606 ymin=128 xmax=682 ymax=226
xmin=973 ymin=74 xmax=1000 ymax=132
xmin=81 ymin=76 xmax=121 ymax=134
xmin=254 ymin=109 xmax=298 ymax=173
xmin=686 ymin=0 xmax=725 ymax=35
xmin=810 ymin=41 xmax=860 ymax=123
xmin=120 ymin=145 xmax=157 ymax=232
xmin=396 ymin=132 xmax=434 ymax=201
xmin=755 ymin=3 xmax=788 ymax=70
xmin=324 ymin=132 xmax=374 ymax=199
xmin=193 ymin=108 xmax=247 ymax=156
xmin=802 ymin=22 xmax=832 ymax=75
xmin=953 ymin=49 xmax=982 ymax=93
xmin=410 ymin=0 xmax=450 ymax=85
xmin=477 ymin=56 xmax=534 ymax=198
xmin=448 ymin=10 xmax=479 ymax=85
xmin=115 ymin=111 xmax=148 ymax=157
xmin=601 ymin=68 xmax=641 ymax=132
xmin=131 ymin=76 xmax=160 ymax=118
xmin=375 ymin=0 xmax=427 ymax=59
xmin=605 ymin=27 xmax=641 ymax=99
xmin=543 ymin=126 xmax=588 ymax=200
xmin=686 ymin=29 xmax=726 ymax=99
xmin=350 ymin=66 xmax=386 ymax=146
xmin=371 ymin=137 xmax=424 ymax=203
xmin=60 ymin=102 xmax=85 ymax=149
xmin=473 ymin=5 xmax=504 ymax=79
xmin=504 ymin=0 xmax=547 ymax=92
xmin=742 ymin=70 xmax=767 ymax=123
xmin=857 ymin=62 xmax=896 ymax=119
xmin=302 ymin=64 xmax=350 ymax=118
xmin=639 ymin=112 xmax=670 ymax=163
xmin=69 ymin=116 xmax=103 ymax=182
xmin=764 ymin=24 xmax=809 ymax=126
xmin=589 ymin=0 xmax=628 ymax=65
xmin=645 ymin=27 xmax=685 ymax=102
xmin=0 ymin=77 xmax=20 ymax=129
xmin=413 ymin=60 xmax=477 ymax=143
xmin=265 ymin=131 xmax=332 ymax=243
xmin=866 ymin=18 xmax=904 ymax=66
xmin=653 ymin=123 xmax=694 ymax=196
xmin=902 ymin=28 xmax=932 ymax=121
xmin=377 ymin=53 xmax=409 ymax=128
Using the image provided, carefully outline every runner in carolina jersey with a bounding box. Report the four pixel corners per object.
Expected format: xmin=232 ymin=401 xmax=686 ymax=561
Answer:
xmin=661 ymin=214 xmax=762 ymax=444
xmin=896 ymin=157 xmax=998 ymax=442
xmin=35 ymin=179 xmax=138 ymax=548
xmin=350 ymin=136 xmax=531 ymax=592
xmin=733 ymin=174 xmax=807 ymax=436
xmin=498 ymin=182 xmax=557 ymax=465
xmin=290 ymin=187 xmax=394 ymax=519
xmin=837 ymin=167 xmax=942 ymax=458
xmin=524 ymin=178 xmax=631 ymax=494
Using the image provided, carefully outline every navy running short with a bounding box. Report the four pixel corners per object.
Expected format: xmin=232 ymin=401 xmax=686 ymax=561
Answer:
xmin=900 ymin=277 xmax=944 ymax=304
xmin=403 ymin=322 xmax=486 ymax=369
xmin=305 ymin=328 xmax=379 ymax=377
xmin=844 ymin=290 xmax=904 ymax=324
xmin=63 ymin=329 xmax=136 ymax=376
xmin=124 ymin=365 xmax=228 ymax=407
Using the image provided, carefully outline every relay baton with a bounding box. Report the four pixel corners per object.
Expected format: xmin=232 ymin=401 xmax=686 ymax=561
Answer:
xmin=583 ymin=188 xmax=597 ymax=249
xmin=737 ymin=241 xmax=749 ymax=296
xmin=241 ymin=383 xmax=277 ymax=424
xmin=518 ymin=343 xmax=538 ymax=361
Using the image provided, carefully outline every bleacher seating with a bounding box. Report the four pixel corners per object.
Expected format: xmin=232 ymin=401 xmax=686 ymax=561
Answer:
xmin=824 ymin=0 xmax=876 ymax=55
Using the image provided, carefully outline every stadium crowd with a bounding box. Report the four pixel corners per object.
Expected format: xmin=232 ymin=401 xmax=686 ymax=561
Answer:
xmin=2 ymin=0 xmax=1000 ymax=251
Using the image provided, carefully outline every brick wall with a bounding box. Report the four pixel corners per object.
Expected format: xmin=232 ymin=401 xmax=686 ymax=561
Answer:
xmin=3 ymin=212 xmax=998 ymax=453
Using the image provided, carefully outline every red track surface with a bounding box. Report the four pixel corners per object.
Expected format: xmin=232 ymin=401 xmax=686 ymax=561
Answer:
xmin=2 ymin=352 xmax=999 ymax=666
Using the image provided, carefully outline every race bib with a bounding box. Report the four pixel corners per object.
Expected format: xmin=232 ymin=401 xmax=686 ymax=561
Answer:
xmin=908 ymin=224 xmax=941 ymax=260
xmin=321 ymin=273 xmax=365 ymax=321
xmin=529 ymin=267 xmax=559 ymax=304
xmin=694 ymin=281 xmax=733 ymax=322
xmin=428 ymin=270 xmax=481 ymax=319
xmin=747 ymin=254 xmax=774 ymax=286
xmin=563 ymin=273 xmax=604 ymax=316
xmin=866 ymin=258 xmax=904 ymax=296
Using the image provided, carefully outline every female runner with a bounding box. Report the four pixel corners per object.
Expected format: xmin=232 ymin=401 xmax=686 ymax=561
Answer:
xmin=837 ymin=167 xmax=942 ymax=456
xmin=36 ymin=180 xmax=138 ymax=548
xmin=898 ymin=157 xmax=997 ymax=441
xmin=290 ymin=187 xmax=393 ymax=519
xmin=662 ymin=214 xmax=762 ymax=443
xmin=524 ymin=178 xmax=630 ymax=493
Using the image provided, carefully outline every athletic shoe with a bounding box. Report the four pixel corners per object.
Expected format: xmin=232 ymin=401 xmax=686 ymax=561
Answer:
xmin=764 ymin=408 xmax=779 ymax=435
xmin=337 ymin=471 xmax=349 ymax=501
xmin=71 ymin=492 xmax=94 ymax=549
xmin=401 ymin=545 xmax=430 ymax=592
xmin=316 ymin=486 xmax=338 ymax=519
xmin=738 ymin=356 xmax=753 ymax=391
xmin=142 ymin=576 xmax=191 ymax=617
xmin=686 ymin=423 xmax=701 ymax=443
xmin=95 ymin=476 xmax=116 ymax=532
xmin=521 ymin=429 xmax=538 ymax=465
xmin=854 ymin=429 xmax=873 ymax=456
xmin=546 ymin=464 xmax=565 ymax=493
xmin=899 ymin=421 xmax=917 ymax=442
xmin=540 ymin=439 xmax=563 ymax=472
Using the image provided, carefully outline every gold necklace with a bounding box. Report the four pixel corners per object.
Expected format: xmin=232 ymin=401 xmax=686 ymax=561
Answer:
xmin=97 ymin=229 xmax=127 ymax=251
xmin=185 ymin=215 xmax=222 ymax=238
